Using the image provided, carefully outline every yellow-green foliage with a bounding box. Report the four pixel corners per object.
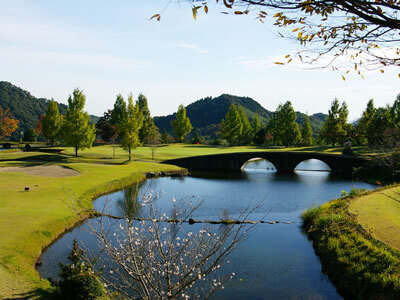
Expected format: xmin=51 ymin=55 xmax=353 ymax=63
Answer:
xmin=302 ymin=189 xmax=400 ymax=299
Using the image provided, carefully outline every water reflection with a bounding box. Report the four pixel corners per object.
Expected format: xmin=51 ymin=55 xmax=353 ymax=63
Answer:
xmin=38 ymin=159 xmax=375 ymax=299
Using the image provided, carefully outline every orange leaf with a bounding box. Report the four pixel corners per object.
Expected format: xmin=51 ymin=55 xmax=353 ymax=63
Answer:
xmin=274 ymin=62 xmax=284 ymax=65
xmin=234 ymin=11 xmax=243 ymax=15
xmin=150 ymin=14 xmax=160 ymax=20
xmin=342 ymin=75 xmax=346 ymax=81
xmin=204 ymin=5 xmax=208 ymax=14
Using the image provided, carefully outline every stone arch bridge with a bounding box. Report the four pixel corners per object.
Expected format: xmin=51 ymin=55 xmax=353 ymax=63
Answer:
xmin=163 ymin=151 xmax=368 ymax=177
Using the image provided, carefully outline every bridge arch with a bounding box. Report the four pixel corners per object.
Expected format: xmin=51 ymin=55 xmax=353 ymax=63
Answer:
xmin=241 ymin=157 xmax=277 ymax=172
xmin=163 ymin=151 xmax=367 ymax=177
xmin=294 ymin=159 xmax=332 ymax=172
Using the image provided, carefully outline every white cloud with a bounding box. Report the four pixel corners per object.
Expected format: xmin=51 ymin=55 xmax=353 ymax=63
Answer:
xmin=173 ymin=43 xmax=209 ymax=54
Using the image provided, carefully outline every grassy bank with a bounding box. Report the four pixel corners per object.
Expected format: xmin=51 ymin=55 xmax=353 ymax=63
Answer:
xmin=0 ymin=143 xmax=375 ymax=298
xmin=301 ymin=187 xmax=400 ymax=299
xmin=0 ymin=161 xmax=183 ymax=299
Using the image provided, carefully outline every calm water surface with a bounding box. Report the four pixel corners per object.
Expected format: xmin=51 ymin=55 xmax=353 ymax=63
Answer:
xmin=37 ymin=159 xmax=374 ymax=299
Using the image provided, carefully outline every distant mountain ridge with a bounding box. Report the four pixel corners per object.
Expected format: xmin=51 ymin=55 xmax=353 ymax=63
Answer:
xmin=0 ymin=82 xmax=327 ymax=142
xmin=154 ymin=94 xmax=326 ymax=138
xmin=0 ymin=81 xmax=99 ymax=140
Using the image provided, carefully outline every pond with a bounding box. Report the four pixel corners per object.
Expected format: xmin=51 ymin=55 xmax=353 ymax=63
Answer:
xmin=37 ymin=159 xmax=375 ymax=299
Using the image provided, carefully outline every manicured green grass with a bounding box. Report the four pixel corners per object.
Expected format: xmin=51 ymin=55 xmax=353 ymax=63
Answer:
xmin=302 ymin=188 xmax=400 ymax=299
xmin=0 ymin=143 xmax=377 ymax=298
xmin=56 ymin=144 xmax=372 ymax=163
xmin=350 ymin=186 xmax=400 ymax=251
xmin=0 ymin=161 xmax=182 ymax=298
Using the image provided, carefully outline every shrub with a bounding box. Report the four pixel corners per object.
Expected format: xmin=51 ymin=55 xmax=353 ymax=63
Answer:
xmin=57 ymin=240 xmax=105 ymax=300
xmin=301 ymin=205 xmax=322 ymax=228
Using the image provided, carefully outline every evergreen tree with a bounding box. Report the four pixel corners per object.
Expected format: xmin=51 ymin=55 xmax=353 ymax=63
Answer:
xmin=41 ymin=99 xmax=62 ymax=146
xmin=301 ymin=115 xmax=313 ymax=146
xmin=137 ymin=93 xmax=157 ymax=143
xmin=119 ymin=94 xmax=143 ymax=161
xmin=237 ymin=105 xmax=252 ymax=145
xmin=23 ymin=128 xmax=38 ymax=142
xmin=319 ymin=99 xmax=348 ymax=147
xmin=171 ymin=105 xmax=193 ymax=142
xmin=359 ymin=99 xmax=377 ymax=145
xmin=275 ymin=101 xmax=301 ymax=147
xmin=160 ymin=129 xmax=171 ymax=144
xmin=389 ymin=94 xmax=400 ymax=128
xmin=251 ymin=113 xmax=261 ymax=143
xmin=110 ymin=94 xmax=127 ymax=126
xmin=62 ymin=89 xmax=96 ymax=157
xmin=96 ymin=110 xmax=117 ymax=143
xmin=220 ymin=104 xmax=242 ymax=145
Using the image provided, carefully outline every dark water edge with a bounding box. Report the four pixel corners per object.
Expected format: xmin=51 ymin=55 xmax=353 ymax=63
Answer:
xmin=37 ymin=159 xmax=376 ymax=299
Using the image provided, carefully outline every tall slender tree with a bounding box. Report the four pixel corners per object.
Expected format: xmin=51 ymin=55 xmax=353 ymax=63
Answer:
xmin=237 ymin=105 xmax=252 ymax=145
xmin=62 ymin=89 xmax=96 ymax=157
xmin=319 ymin=99 xmax=348 ymax=147
xmin=251 ymin=113 xmax=261 ymax=143
xmin=359 ymin=99 xmax=377 ymax=146
xmin=41 ymin=99 xmax=62 ymax=146
xmin=110 ymin=94 xmax=127 ymax=126
xmin=137 ymin=93 xmax=157 ymax=143
xmin=119 ymin=94 xmax=143 ymax=161
xmin=301 ymin=115 xmax=313 ymax=146
xmin=220 ymin=104 xmax=242 ymax=145
xmin=275 ymin=101 xmax=301 ymax=147
xmin=171 ymin=105 xmax=193 ymax=142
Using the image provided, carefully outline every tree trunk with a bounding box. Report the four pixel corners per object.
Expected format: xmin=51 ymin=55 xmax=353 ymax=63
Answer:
xmin=129 ymin=147 xmax=131 ymax=161
xmin=75 ymin=147 xmax=78 ymax=157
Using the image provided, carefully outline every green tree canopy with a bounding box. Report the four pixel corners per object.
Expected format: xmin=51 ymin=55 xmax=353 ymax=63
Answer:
xmin=110 ymin=94 xmax=127 ymax=126
xmin=319 ymin=99 xmax=349 ymax=147
xmin=171 ymin=105 xmax=193 ymax=142
xmin=41 ymin=99 xmax=62 ymax=146
xmin=96 ymin=110 xmax=118 ymax=143
xmin=137 ymin=93 xmax=158 ymax=143
xmin=301 ymin=115 xmax=313 ymax=146
xmin=237 ymin=105 xmax=253 ymax=145
xmin=251 ymin=113 xmax=261 ymax=143
xmin=359 ymin=99 xmax=377 ymax=145
xmin=62 ymin=89 xmax=96 ymax=157
xmin=275 ymin=101 xmax=301 ymax=147
xmin=119 ymin=94 xmax=143 ymax=161
xmin=220 ymin=104 xmax=243 ymax=145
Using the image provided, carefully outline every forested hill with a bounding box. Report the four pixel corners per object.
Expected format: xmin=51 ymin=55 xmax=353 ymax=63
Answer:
xmin=154 ymin=94 xmax=326 ymax=138
xmin=0 ymin=81 xmax=98 ymax=140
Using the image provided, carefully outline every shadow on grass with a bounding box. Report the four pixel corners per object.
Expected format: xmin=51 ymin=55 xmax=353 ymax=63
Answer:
xmin=6 ymin=287 xmax=56 ymax=300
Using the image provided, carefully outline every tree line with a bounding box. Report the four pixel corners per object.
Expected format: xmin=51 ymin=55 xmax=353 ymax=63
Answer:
xmin=29 ymin=89 xmax=193 ymax=159
xmin=3 ymin=88 xmax=400 ymax=155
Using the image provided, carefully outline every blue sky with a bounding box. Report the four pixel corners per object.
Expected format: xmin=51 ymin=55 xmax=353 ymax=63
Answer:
xmin=1 ymin=0 xmax=398 ymax=121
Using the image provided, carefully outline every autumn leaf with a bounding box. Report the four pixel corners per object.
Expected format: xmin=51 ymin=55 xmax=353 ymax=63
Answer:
xmin=285 ymin=54 xmax=290 ymax=58
xmin=342 ymin=75 xmax=346 ymax=81
xmin=150 ymin=14 xmax=160 ymax=20
xmin=274 ymin=62 xmax=284 ymax=65
xmin=204 ymin=5 xmax=208 ymax=14
xmin=380 ymin=69 xmax=384 ymax=73
xmin=192 ymin=6 xmax=201 ymax=20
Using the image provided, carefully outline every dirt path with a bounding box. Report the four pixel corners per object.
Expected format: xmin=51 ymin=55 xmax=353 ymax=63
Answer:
xmin=0 ymin=165 xmax=80 ymax=177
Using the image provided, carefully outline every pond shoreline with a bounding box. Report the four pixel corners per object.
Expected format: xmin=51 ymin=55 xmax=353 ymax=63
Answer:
xmin=301 ymin=186 xmax=400 ymax=299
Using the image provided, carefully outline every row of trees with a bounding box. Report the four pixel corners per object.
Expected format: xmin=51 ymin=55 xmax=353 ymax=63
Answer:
xmin=38 ymin=89 xmax=194 ymax=159
xmin=220 ymin=102 xmax=313 ymax=147
xmin=236 ymin=94 xmax=400 ymax=148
